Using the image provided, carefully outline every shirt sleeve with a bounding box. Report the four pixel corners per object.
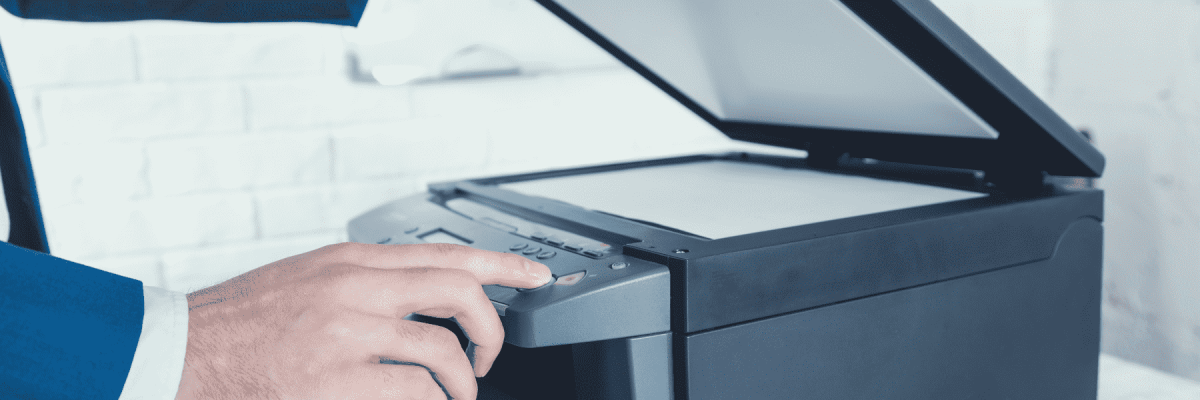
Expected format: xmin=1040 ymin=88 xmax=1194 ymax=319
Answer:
xmin=118 ymin=286 xmax=189 ymax=400
xmin=0 ymin=0 xmax=369 ymax=26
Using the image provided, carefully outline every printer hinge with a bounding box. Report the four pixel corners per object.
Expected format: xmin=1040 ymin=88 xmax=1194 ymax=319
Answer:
xmin=985 ymin=168 xmax=1047 ymax=194
xmin=805 ymin=144 xmax=847 ymax=169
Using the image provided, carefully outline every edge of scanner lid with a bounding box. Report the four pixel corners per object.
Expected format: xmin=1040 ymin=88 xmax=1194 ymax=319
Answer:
xmin=534 ymin=0 xmax=1104 ymax=178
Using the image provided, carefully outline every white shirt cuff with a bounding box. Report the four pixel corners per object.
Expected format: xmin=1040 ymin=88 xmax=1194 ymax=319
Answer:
xmin=119 ymin=286 xmax=189 ymax=400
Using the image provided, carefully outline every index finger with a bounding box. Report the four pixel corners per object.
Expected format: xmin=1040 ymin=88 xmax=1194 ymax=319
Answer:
xmin=316 ymin=242 xmax=552 ymax=288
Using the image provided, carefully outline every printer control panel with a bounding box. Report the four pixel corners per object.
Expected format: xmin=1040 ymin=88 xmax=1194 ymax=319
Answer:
xmin=347 ymin=193 xmax=670 ymax=347
xmin=442 ymin=198 xmax=616 ymax=259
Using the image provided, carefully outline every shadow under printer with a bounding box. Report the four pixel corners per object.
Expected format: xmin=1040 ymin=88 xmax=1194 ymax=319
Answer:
xmin=348 ymin=0 xmax=1106 ymax=399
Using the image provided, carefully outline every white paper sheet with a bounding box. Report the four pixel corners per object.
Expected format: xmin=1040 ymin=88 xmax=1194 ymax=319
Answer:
xmin=501 ymin=160 xmax=986 ymax=239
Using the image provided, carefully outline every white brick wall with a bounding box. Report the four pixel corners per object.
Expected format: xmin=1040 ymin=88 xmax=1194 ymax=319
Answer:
xmin=935 ymin=0 xmax=1200 ymax=381
xmin=145 ymin=131 xmax=332 ymax=195
xmin=246 ymin=80 xmax=410 ymax=130
xmin=1 ymin=0 xmax=1197 ymax=383
xmin=39 ymin=83 xmax=245 ymax=141
xmin=31 ymin=142 xmax=147 ymax=206
xmin=137 ymin=29 xmax=330 ymax=81
xmin=0 ymin=0 xmax=736 ymax=295
xmin=1040 ymin=0 xmax=1200 ymax=381
xmin=1 ymin=26 xmax=137 ymax=87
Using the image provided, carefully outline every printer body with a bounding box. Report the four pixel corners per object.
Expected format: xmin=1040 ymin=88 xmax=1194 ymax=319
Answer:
xmin=348 ymin=0 xmax=1106 ymax=399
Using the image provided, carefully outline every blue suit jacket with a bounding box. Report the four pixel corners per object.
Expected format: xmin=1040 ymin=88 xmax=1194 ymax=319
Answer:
xmin=0 ymin=1 xmax=366 ymax=398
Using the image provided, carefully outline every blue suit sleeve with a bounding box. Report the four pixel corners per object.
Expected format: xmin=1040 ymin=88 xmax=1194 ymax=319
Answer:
xmin=0 ymin=242 xmax=144 ymax=400
xmin=0 ymin=0 xmax=369 ymax=26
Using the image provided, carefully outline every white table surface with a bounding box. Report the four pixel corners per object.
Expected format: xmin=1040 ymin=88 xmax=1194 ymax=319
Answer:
xmin=1099 ymin=354 xmax=1200 ymax=400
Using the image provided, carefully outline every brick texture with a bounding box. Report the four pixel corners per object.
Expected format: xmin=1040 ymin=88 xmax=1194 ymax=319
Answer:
xmin=246 ymin=80 xmax=410 ymax=130
xmin=40 ymin=83 xmax=244 ymax=143
xmin=42 ymin=193 xmax=256 ymax=260
xmin=30 ymin=143 xmax=148 ymax=207
xmin=146 ymin=131 xmax=332 ymax=196
xmin=137 ymin=29 xmax=331 ymax=81
xmin=1 ymin=27 xmax=137 ymax=87
xmin=255 ymin=180 xmax=423 ymax=238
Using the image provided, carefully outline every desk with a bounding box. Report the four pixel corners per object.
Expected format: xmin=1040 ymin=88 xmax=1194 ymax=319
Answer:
xmin=1099 ymin=354 xmax=1200 ymax=400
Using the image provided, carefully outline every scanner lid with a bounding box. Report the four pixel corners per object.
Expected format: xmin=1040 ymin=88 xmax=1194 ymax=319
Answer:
xmin=536 ymin=0 xmax=1104 ymax=178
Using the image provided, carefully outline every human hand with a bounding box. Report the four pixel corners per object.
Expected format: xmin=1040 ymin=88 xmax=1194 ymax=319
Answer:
xmin=175 ymin=242 xmax=552 ymax=400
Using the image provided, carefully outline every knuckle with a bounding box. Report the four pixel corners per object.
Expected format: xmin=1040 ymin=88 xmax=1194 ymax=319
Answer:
xmin=324 ymin=267 xmax=380 ymax=300
xmin=401 ymin=322 xmax=459 ymax=350
xmin=323 ymin=241 xmax=370 ymax=261
xmin=425 ymin=325 xmax=463 ymax=350
xmin=322 ymin=241 xmax=359 ymax=254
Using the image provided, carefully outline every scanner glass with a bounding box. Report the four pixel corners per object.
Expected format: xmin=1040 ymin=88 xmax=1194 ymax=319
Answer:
xmin=500 ymin=160 xmax=986 ymax=239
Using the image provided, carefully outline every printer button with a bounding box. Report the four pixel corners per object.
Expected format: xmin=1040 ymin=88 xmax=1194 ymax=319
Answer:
xmin=531 ymin=233 xmax=548 ymax=241
xmin=522 ymin=246 xmax=542 ymax=255
xmin=554 ymin=271 xmax=586 ymax=286
xmin=509 ymin=243 xmax=528 ymax=251
xmin=563 ymin=244 xmax=583 ymax=251
xmin=536 ymin=251 xmax=557 ymax=260
xmin=546 ymin=238 xmax=565 ymax=247
xmin=610 ymin=262 xmax=628 ymax=270
xmin=582 ymin=250 xmax=603 ymax=257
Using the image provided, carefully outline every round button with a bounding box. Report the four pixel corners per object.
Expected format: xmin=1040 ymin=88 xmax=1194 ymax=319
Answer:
xmin=522 ymin=246 xmax=542 ymax=255
xmin=554 ymin=271 xmax=586 ymax=286
xmin=536 ymin=251 xmax=557 ymax=260
xmin=610 ymin=262 xmax=628 ymax=270
xmin=509 ymin=243 xmax=528 ymax=251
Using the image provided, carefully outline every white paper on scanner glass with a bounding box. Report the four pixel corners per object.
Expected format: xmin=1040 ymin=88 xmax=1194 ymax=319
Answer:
xmin=500 ymin=160 xmax=987 ymax=239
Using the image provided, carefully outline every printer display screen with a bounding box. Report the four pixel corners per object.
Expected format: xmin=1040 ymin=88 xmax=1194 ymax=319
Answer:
xmin=420 ymin=230 xmax=473 ymax=245
xmin=499 ymin=160 xmax=987 ymax=239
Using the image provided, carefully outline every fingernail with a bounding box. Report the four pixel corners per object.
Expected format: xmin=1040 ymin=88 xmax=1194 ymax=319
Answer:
xmin=525 ymin=260 xmax=552 ymax=284
xmin=478 ymin=362 xmax=492 ymax=378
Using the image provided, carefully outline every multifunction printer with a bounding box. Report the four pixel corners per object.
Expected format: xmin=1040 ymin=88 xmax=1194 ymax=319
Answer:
xmin=349 ymin=1 xmax=1106 ymax=398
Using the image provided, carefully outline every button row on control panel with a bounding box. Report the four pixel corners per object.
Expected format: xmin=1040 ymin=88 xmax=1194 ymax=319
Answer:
xmin=511 ymin=242 xmax=558 ymax=260
xmin=523 ymin=235 xmax=608 ymax=258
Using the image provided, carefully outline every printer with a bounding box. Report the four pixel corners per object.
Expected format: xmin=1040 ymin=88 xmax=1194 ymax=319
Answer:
xmin=348 ymin=0 xmax=1106 ymax=399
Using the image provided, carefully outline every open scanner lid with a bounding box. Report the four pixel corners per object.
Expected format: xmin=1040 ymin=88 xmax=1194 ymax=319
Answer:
xmin=535 ymin=0 xmax=1105 ymax=177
